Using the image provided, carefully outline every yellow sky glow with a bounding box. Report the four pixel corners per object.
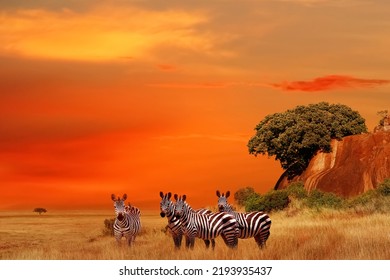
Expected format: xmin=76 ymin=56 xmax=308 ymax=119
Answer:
xmin=0 ymin=7 xmax=210 ymax=61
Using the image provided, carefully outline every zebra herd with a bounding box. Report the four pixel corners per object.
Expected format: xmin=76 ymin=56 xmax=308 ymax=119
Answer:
xmin=110 ymin=190 xmax=271 ymax=249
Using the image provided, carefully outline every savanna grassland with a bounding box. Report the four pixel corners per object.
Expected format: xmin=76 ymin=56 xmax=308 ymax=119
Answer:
xmin=1 ymin=208 xmax=389 ymax=260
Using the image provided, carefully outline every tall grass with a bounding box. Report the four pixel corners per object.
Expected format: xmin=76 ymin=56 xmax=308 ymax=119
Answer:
xmin=1 ymin=209 xmax=389 ymax=260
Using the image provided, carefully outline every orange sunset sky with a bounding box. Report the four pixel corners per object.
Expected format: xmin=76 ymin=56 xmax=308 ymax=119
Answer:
xmin=1 ymin=0 xmax=390 ymax=211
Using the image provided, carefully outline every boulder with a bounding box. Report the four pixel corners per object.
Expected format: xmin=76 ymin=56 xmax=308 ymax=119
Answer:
xmin=275 ymin=131 xmax=390 ymax=197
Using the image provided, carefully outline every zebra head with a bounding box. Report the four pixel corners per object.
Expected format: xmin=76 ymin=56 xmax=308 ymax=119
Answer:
xmin=173 ymin=194 xmax=187 ymax=218
xmin=216 ymin=190 xmax=230 ymax=212
xmin=159 ymin=191 xmax=173 ymax=218
xmin=111 ymin=193 xmax=127 ymax=221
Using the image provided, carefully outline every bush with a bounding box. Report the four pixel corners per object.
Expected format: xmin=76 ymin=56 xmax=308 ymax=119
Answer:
xmin=103 ymin=218 xmax=115 ymax=236
xmin=245 ymin=190 xmax=290 ymax=213
xmin=377 ymin=178 xmax=390 ymax=196
xmin=234 ymin=187 xmax=257 ymax=206
xmin=286 ymin=181 xmax=308 ymax=199
xmin=304 ymin=189 xmax=344 ymax=209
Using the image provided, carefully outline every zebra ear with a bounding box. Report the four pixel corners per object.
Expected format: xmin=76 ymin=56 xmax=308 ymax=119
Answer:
xmin=182 ymin=195 xmax=186 ymax=201
xmin=111 ymin=194 xmax=116 ymax=201
xmin=123 ymin=194 xmax=127 ymax=201
xmin=216 ymin=190 xmax=221 ymax=197
xmin=168 ymin=192 xmax=172 ymax=199
xmin=160 ymin=191 xmax=164 ymax=198
xmin=174 ymin=194 xmax=178 ymax=201
xmin=226 ymin=191 xmax=230 ymax=198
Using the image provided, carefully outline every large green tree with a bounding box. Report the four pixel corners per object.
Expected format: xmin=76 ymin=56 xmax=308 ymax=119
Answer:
xmin=248 ymin=102 xmax=367 ymax=179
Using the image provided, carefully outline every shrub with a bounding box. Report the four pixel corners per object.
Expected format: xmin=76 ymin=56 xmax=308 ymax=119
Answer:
xmin=377 ymin=178 xmax=390 ymax=196
xmin=234 ymin=187 xmax=257 ymax=206
xmin=103 ymin=218 xmax=115 ymax=236
xmin=305 ymin=189 xmax=344 ymax=209
xmin=245 ymin=190 xmax=290 ymax=213
xmin=286 ymin=181 xmax=308 ymax=199
xmin=244 ymin=193 xmax=262 ymax=212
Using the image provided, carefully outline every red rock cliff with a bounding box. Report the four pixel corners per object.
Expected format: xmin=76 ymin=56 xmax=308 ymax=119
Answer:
xmin=275 ymin=131 xmax=390 ymax=197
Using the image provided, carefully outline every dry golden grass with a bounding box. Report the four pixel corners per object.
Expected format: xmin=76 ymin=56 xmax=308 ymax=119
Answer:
xmin=1 ymin=209 xmax=389 ymax=260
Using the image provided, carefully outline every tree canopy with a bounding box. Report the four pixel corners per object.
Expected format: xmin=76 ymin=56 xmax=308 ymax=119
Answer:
xmin=248 ymin=102 xmax=367 ymax=179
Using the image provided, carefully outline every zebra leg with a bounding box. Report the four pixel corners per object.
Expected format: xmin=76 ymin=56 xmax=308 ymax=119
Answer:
xmin=211 ymin=239 xmax=216 ymax=250
xmin=173 ymin=234 xmax=182 ymax=249
xmin=204 ymin=240 xmax=210 ymax=248
xmin=127 ymin=237 xmax=132 ymax=246
xmin=254 ymin=233 xmax=268 ymax=249
xmin=185 ymin=236 xmax=195 ymax=249
xmin=185 ymin=236 xmax=191 ymax=248
xmin=114 ymin=233 xmax=122 ymax=245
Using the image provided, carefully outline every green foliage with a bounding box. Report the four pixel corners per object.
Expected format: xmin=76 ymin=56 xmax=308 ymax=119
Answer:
xmin=248 ymin=102 xmax=367 ymax=179
xmin=234 ymin=186 xmax=257 ymax=206
xmin=286 ymin=181 xmax=308 ymax=199
xmin=346 ymin=179 xmax=390 ymax=213
xmin=245 ymin=190 xmax=290 ymax=213
xmin=236 ymin=178 xmax=390 ymax=214
xmin=347 ymin=189 xmax=378 ymax=208
xmin=304 ymin=189 xmax=344 ymax=209
xmin=377 ymin=178 xmax=390 ymax=196
xmin=103 ymin=218 xmax=115 ymax=236
xmin=33 ymin=208 xmax=47 ymax=215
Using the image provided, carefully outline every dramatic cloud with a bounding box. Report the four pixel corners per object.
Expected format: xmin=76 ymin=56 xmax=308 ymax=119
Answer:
xmin=269 ymin=75 xmax=390 ymax=92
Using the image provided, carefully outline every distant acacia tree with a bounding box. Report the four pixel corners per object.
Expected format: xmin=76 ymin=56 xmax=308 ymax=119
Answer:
xmin=33 ymin=208 xmax=47 ymax=215
xmin=248 ymin=102 xmax=367 ymax=179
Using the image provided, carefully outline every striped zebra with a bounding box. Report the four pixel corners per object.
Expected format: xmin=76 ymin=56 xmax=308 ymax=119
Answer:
xmin=216 ymin=190 xmax=271 ymax=248
xmin=159 ymin=191 xmax=215 ymax=249
xmin=173 ymin=194 xmax=239 ymax=249
xmin=111 ymin=194 xmax=141 ymax=246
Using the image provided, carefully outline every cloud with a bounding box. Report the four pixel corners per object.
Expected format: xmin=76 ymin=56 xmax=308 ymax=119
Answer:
xmin=269 ymin=75 xmax=390 ymax=92
xmin=0 ymin=6 xmax=210 ymax=61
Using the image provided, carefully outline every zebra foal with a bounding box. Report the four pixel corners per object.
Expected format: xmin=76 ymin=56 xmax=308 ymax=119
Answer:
xmin=216 ymin=190 xmax=271 ymax=248
xmin=111 ymin=193 xmax=141 ymax=246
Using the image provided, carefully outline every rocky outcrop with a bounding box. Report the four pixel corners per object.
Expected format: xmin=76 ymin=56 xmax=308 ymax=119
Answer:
xmin=275 ymin=131 xmax=390 ymax=197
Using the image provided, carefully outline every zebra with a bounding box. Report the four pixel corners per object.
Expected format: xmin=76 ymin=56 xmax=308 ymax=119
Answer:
xmin=159 ymin=191 xmax=215 ymax=249
xmin=173 ymin=194 xmax=239 ymax=249
xmin=111 ymin=193 xmax=141 ymax=246
xmin=216 ymin=190 xmax=271 ymax=248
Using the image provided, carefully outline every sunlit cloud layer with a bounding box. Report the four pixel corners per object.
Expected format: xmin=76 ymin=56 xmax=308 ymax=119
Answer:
xmin=269 ymin=75 xmax=390 ymax=92
xmin=0 ymin=6 xmax=210 ymax=61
